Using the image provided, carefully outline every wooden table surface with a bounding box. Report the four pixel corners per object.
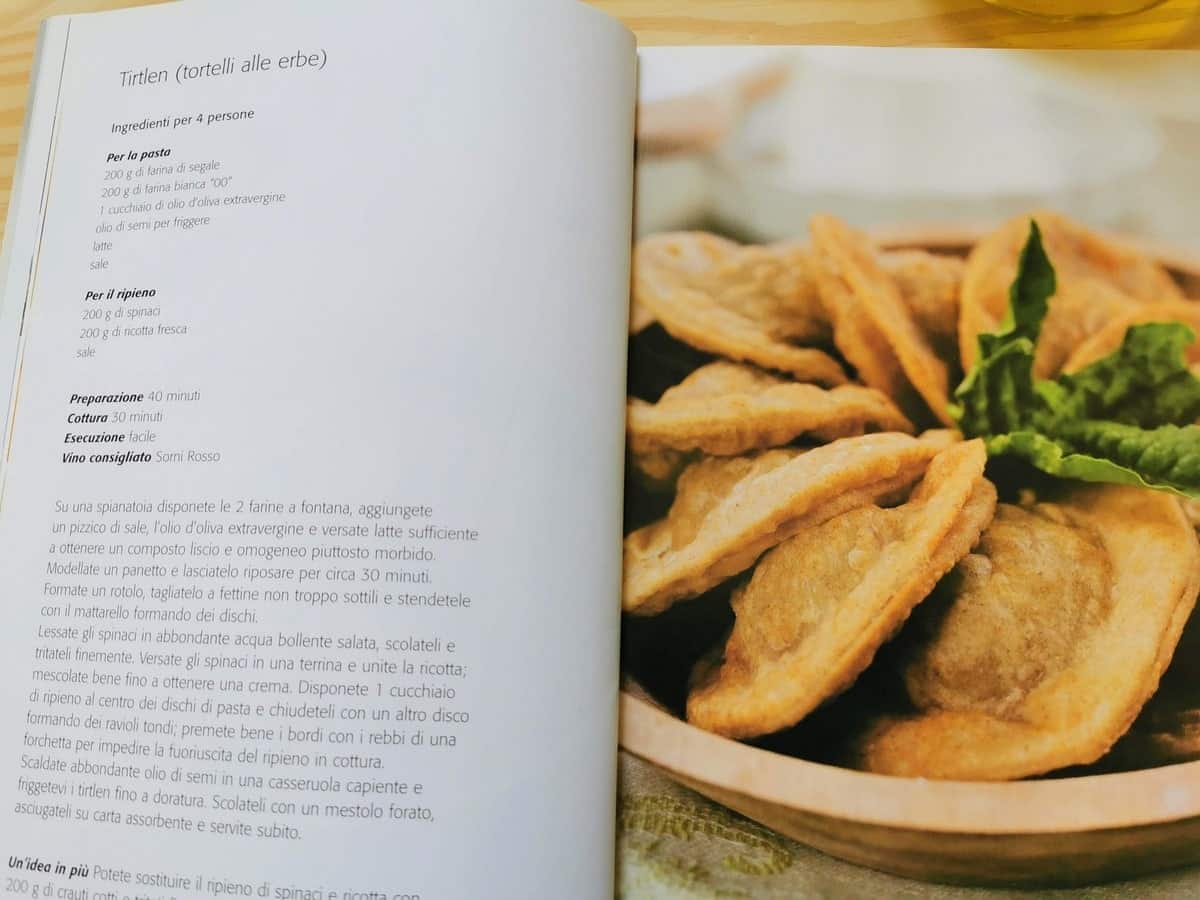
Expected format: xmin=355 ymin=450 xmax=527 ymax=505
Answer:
xmin=0 ymin=0 xmax=1197 ymax=224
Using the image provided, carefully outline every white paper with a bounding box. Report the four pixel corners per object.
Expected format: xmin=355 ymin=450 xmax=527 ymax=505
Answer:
xmin=0 ymin=1 xmax=634 ymax=896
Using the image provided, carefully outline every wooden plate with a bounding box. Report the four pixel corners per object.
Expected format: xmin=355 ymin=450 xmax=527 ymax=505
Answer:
xmin=619 ymin=225 xmax=1200 ymax=888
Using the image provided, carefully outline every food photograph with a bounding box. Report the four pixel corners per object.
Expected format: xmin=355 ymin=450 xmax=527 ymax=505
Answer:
xmin=617 ymin=48 xmax=1200 ymax=898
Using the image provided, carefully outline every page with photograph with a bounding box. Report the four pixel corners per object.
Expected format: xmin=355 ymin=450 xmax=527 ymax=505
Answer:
xmin=619 ymin=46 xmax=1200 ymax=898
xmin=0 ymin=1 xmax=635 ymax=897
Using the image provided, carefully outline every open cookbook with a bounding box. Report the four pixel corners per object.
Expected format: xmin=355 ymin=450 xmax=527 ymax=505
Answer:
xmin=2 ymin=0 xmax=1200 ymax=897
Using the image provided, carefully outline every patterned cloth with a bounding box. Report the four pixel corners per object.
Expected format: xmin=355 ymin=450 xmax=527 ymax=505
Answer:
xmin=616 ymin=752 xmax=1200 ymax=899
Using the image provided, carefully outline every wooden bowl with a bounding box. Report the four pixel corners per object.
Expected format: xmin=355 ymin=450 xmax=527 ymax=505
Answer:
xmin=619 ymin=225 xmax=1200 ymax=888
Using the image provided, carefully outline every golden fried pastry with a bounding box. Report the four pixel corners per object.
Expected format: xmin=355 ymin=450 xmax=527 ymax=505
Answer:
xmin=1062 ymin=301 xmax=1200 ymax=373
xmin=858 ymin=484 xmax=1200 ymax=780
xmin=902 ymin=504 xmax=1112 ymax=719
xmin=810 ymin=215 xmax=954 ymax=427
xmin=628 ymin=360 xmax=912 ymax=462
xmin=686 ymin=440 xmax=993 ymax=739
xmin=881 ymin=249 xmax=964 ymax=367
xmin=622 ymin=430 xmax=957 ymax=616
xmin=1037 ymin=279 xmax=1145 ymax=377
xmin=958 ymin=211 xmax=1183 ymax=376
xmin=634 ymin=233 xmax=846 ymax=386
xmin=627 ymin=361 xmax=912 ymax=489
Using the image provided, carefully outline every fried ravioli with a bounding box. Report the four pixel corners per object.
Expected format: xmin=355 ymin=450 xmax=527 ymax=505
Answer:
xmin=959 ymin=211 xmax=1183 ymax=376
xmin=622 ymin=430 xmax=956 ymax=617
xmin=686 ymin=440 xmax=993 ymax=739
xmin=633 ymin=233 xmax=846 ymax=386
xmin=881 ymin=249 xmax=964 ymax=367
xmin=627 ymin=361 xmax=912 ymax=460
xmin=858 ymin=485 xmax=1200 ymax=781
xmin=810 ymin=215 xmax=953 ymax=427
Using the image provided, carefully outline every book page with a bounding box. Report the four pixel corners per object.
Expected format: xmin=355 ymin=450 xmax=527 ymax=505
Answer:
xmin=0 ymin=1 xmax=634 ymax=897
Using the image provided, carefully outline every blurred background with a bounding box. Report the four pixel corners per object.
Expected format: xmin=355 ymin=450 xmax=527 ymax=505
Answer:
xmin=636 ymin=48 xmax=1200 ymax=253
